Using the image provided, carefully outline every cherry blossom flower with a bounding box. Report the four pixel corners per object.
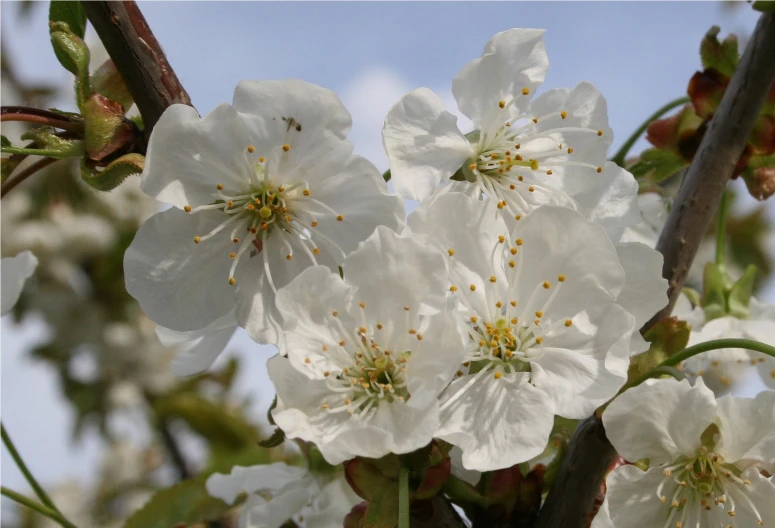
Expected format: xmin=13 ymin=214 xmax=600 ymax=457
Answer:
xmin=268 ymin=226 xmax=468 ymax=464
xmin=382 ymin=28 xmax=640 ymax=234
xmin=407 ymin=193 xmax=661 ymax=471
xmin=593 ymin=378 xmax=775 ymax=528
xmin=124 ymin=80 xmax=404 ymax=347
xmin=155 ymin=311 xmax=238 ymax=377
xmin=675 ymin=294 xmax=775 ymax=394
xmin=206 ymin=462 xmax=359 ymax=528
xmin=2 ymin=250 xmax=38 ymax=315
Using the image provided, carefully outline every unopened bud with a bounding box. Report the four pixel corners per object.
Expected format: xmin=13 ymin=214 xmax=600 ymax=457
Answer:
xmin=743 ymin=165 xmax=775 ymax=200
xmin=91 ymin=60 xmax=133 ymax=112
xmin=84 ymin=94 xmax=134 ymax=161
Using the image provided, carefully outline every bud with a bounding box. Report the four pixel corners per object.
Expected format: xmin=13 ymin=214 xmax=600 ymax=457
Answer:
xmin=727 ymin=265 xmax=757 ymax=320
xmin=743 ymin=164 xmax=775 ymax=201
xmin=49 ymin=21 xmax=90 ymax=78
xmin=343 ymin=501 xmax=369 ymax=528
xmin=84 ymin=94 xmax=135 ymax=161
xmin=91 ymin=60 xmax=134 ymax=112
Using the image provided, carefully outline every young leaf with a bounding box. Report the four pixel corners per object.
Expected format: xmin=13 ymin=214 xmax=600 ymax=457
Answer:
xmin=49 ymin=1 xmax=87 ymax=38
xmin=727 ymin=265 xmax=757 ymax=319
xmin=122 ymin=480 xmax=230 ymax=528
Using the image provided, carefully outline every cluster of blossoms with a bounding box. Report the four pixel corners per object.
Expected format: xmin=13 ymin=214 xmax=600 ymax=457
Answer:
xmin=114 ymin=28 xmax=775 ymax=527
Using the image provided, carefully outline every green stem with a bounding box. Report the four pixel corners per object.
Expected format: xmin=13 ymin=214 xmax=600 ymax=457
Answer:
xmin=1 ymin=423 xmax=59 ymax=513
xmin=629 ymin=338 xmax=775 ymax=390
xmin=1 ymin=487 xmax=78 ymax=528
xmin=398 ymin=466 xmax=410 ymax=528
xmin=715 ymin=190 xmax=729 ymax=267
xmin=0 ymin=145 xmax=83 ymax=159
xmin=610 ymin=96 xmax=690 ymax=167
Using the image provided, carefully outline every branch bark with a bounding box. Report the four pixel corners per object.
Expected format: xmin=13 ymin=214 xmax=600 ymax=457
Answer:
xmin=534 ymin=12 xmax=775 ymax=528
xmin=81 ymin=1 xmax=192 ymax=140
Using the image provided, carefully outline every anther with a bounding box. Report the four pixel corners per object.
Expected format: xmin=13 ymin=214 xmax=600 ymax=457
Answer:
xmin=313 ymin=248 xmax=320 ymax=255
xmin=232 ymin=237 xmax=239 ymax=243
xmin=560 ymin=111 xmax=568 ymax=119
xmin=286 ymin=254 xmax=292 ymax=260
xmin=247 ymin=145 xmax=255 ymax=153
xmin=543 ymin=281 xmax=551 ymax=289
xmin=448 ymin=249 xmax=455 ymax=256
xmin=536 ymin=337 xmax=543 ymax=344
xmin=217 ymin=183 xmax=224 ymax=190
xmin=510 ymin=248 xmax=518 ymax=255
xmin=489 ymin=276 xmax=497 ymax=283
xmin=558 ymin=274 xmax=566 ymax=282
xmin=498 ymin=235 xmax=505 ymax=243
xmin=597 ymin=129 xmax=603 ymax=136
xmin=522 ymin=88 xmax=530 ymax=95
xmin=450 ymin=285 xmax=458 ymax=292
xmin=282 ymin=144 xmax=291 ymax=152
xmin=184 ymin=205 xmax=192 ymax=212
xmin=470 ymin=285 xmax=477 ymax=292
xmin=565 ymin=319 xmax=572 ymax=327
xmin=516 ymin=239 xmax=523 ymax=246
xmin=229 ymin=252 xmax=237 ymax=259
xmin=416 ymin=334 xmax=423 ymax=341
xmin=303 ymin=189 xmax=310 ymax=196
xmin=311 ymin=221 xmax=318 ymax=227
xmin=567 ymin=147 xmax=574 ymax=154
xmin=337 ymin=215 xmax=344 ymax=221
xmin=228 ymin=277 xmax=236 ymax=285
xmin=403 ymin=305 xmax=410 ymax=311
xmin=193 ymin=236 xmax=201 ymax=244
xmin=258 ymin=157 xmax=265 ymax=163
xmin=529 ymin=186 xmax=535 ymax=192
xmin=535 ymin=311 xmax=543 ymax=318
xmin=494 ymin=371 xmax=503 ymax=379
xmin=546 ymin=170 xmax=553 ymax=175
xmin=499 ymin=101 xmax=506 ymax=109
xmin=596 ymin=167 xmax=603 ymax=173
xmin=469 ymin=163 xmax=476 ymax=171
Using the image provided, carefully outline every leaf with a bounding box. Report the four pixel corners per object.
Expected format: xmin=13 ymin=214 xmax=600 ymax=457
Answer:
xmin=81 ymin=153 xmax=144 ymax=191
xmin=1 ymin=135 xmax=10 ymax=147
xmin=727 ymin=265 xmax=757 ymax=319
xmin=699 ymin=26 xmax=738 ymax=79
xmin=363 ymin=483 xmax=399 ymax=528
xmin=628 ymin=148 xmax=688 ymax=183
xmin=123 ymin=480 xmax=230 ymax=528
xmin=49 ymin=1 xmax=87 ymax=38
xmin=257 ymin=427 xmax=285 ymax=448
xmin=753 ymin=1 xmax=775 ymax=12
xmin=151 ymin=392 xmax=259 ymax=449
xmin=701 ymin=262 xmax=729 ymax=321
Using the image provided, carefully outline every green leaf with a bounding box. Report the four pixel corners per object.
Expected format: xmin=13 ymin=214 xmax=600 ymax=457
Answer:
xmin=753 ymin=1 xmax=775 ymax=12
xmin=727 ymin=265 xmax=757 ymax=319
xmin=701 ymin=262 xmax=730 ymax=321
xmin=1 ymin=135 xmax=11 ymax=148
xmin=49 ymin=1 xmax=87 ymax=38
xmin=257 ymin=427 xmax=285 ymax=448
xmin=81 ymin=153 xmax=143 ymax=191
xmin=628 ymin=148 xmax=688 ymax=183
xmin=700 ymin=26 xmax=739 ymax=79
xmin=122 ymin=480 xmax=230 ymax=528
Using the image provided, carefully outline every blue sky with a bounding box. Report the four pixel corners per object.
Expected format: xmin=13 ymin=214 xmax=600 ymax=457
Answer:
xmin=1 ymin=0 xmax=771 ymax=500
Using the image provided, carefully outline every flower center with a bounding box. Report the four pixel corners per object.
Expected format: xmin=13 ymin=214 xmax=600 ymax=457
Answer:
xmin=654 ymin=449 xmax=764 ymax=527
xmin=311 ymin=304 xmax=418 ymax=422
xmin=460 ymin=93 xmax=607 ymax=219
xmin=185 ymin=147 xmax=347 ymax=290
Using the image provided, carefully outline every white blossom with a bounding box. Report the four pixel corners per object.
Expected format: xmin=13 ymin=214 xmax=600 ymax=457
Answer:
xmin=206 ymin=462 xmax=360 ymax=528
xmin=268 ymin=226 xmax=467 ymax=464
xmin=382 ymin=28 xmax=641 ymax=239
xmin=124 ymin=80 xmax=404 ymax=350
xmin=594 ymin=378 xmax=775 ymax=528
xmin=407 ymin=193 xmax=661 ymax=471
xmin=1 ymin=250 xmax=38 ymax=315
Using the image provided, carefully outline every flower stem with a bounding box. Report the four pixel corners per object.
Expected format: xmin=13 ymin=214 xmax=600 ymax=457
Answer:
xmin=1 ymin=157 xmax=59 ymax=198
xmin=1 ymin=487 xmax=78 ymax=528
xmin=610 ymin=96 xmax=690 ymax=167
xmin=1 ymin=423 xmax=59 ymax=513
xmin=629 ymin=338 xmax=775 ymax=390
xmin=715 ymin=190 xmax=728 ymax=267
xmin=398 ymin=466 xmax=410 ymax=528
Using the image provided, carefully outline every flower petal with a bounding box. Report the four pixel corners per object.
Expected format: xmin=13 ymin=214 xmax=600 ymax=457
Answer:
xmin=614 ymin=242 xmax=668 ymax=329
xmin=602 ymin=465 xmax=681 ymax=528
xmin=383 ymin=88 xmax=473 ymax=201
xmin=156 ymin=310 xmax=238 ymax=377
xmin=573 ymin=163 xmax=641 ymax=243
xmin=716 ymin=390 xmax=775 ymax=473
xmin=603 ymin=378 xmax=717 ymax=463
xmin=1 ymin=250 xmax=38 ymax=315
xmin=437 ymin=371 xmax=554 ymax=471
xmin=124 ymin=208 xmax=236 ymax=331
xmin=453 ymin=29 xmax=547 ymax=123
xmin=141 ymin=103 xmax=254 ymax=209
xmin=206 ymin=463 xmax=308 ymax=503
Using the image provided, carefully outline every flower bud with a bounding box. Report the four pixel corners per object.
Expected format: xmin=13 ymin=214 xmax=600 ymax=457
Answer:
xmin=49 ymin=21 xmax=90 ymax=78
xmin=91 ymin=60 xmax=134 ymax=112
xmin=84 ymin=94 xmax=134 ymax=161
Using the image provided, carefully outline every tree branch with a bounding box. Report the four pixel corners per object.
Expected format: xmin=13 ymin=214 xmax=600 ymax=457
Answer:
xmin=534 ymin=12 xmax=775 ymax=528
xmin=81 ymin=1 xmax=192 ymax=140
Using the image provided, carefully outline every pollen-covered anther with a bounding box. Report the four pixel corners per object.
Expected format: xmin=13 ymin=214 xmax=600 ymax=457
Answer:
xmin=359 ymin=326 xmax=367 ymax=334
xmin=596 ymin=167 xmax=603 ymax=173
xmin=546 ymin=170 xmax=553 ymax=175
xmin=403 ymin=305 xmax=410 ymax=311
xmin=535 ymin=311 xmax=543 ymax=318
xmin=560 ymin=111 xmax=568 ymax=119
xmin=521 ymin=87 xmax=530 ymax=96
xmin=532 ymin=117 xmax=538 ymax=124
xmin=302 ymin=189 xmax=310 ymax=196
xmin=285 ymin=254 xmax=292 ymax=260
xmin=528 ymin=186 xmax=535 ymax=192
xmin=565 ymin=319 xmax=572 ymax=327
xmin=450 ymin=285 xmax=458 ymax=292
xmin=336 ymin=215 xmax=344 ymax=222
xmin=489 ymin=276 xmax=497 ymax=283
xmin=515 ymin=238 xmax=523 ymax=246
xmin=282 ymin=144 xmax=291 ymax=152
xmin=258 ymin=156 xmax=265 ymax=163
xmin=535 ymin=337 xmax=543 ymax=344
xmin=494 ymin=371 xmax=503 ymax=379
xmin=470 ymin=285 xmax=477 ymax=291
xmin=508 ymin=260 xmax=515 ymax=268
xmin=229 ymin=252 xmax=237 ymax=259
xmin=558 ymin=274 xmax=566 ymax=282
xmin=416 ymin=334 xmax=423 ymax=341
xmin=247 ymin=145 xmax=255 ymax=153
xmin=193 ymin=236 xmax=202 ymax=244
xmin=567 ymin=147 xmax=574 ymax=154
xmin=498 ymin=100 xmax=506 ymax=109
xmin=510 ymin=247 xmax=518 ymax=255
xmin=469 ymin=163 xmax=476 ymax=171
xmin=184 ymin=205 xmax=192 ymax=212
xmin=448 ymin=248 xmax=455 ymax=256
xmin=597 ymin=129 xmax=603 ymax=136
xmin=228 ymin=277 xmax=236 ymax=285
xmin=543 ymin=281 xmax=551 ymax=289
xmin=232 ymin=237 xmax=239 ymax=244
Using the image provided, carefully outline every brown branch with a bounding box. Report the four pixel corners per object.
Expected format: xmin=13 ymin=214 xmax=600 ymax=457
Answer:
xmin=2 ymin=106 xmax=84 ymax=132
xmin=534 ymin=12 xmax=775 ymax=528
xmin=1 ymin=157 xmax=59 ymax=197
xmin=81 ymin=1 xmax=192 ymax=140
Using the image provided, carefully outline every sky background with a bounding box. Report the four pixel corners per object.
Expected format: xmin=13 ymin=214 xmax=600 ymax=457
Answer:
xmin=1 ymin=0 xmax=772 ymax=502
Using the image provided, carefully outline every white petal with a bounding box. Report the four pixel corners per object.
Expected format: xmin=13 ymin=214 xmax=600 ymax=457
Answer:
xmin=730 ymin=467 xmax=775 ymax=527
xmin=205 ymin=463 xmax=308 ymax=503
xmin=240 ymin=484 xmax=311 ymax=528
xmin=589 ymin=498 xmax=614 ymax=528
xmin=619 ymin=192 xmax=669 ymax=246
xmin=573 ymin=163 xmax=641 ymax=243
xmin=304 ymin=155 xmax=406 ymax=255
xmin=274 ymin=266 xmax=357 ymax=377
xmin=448 ymin=446 xmax=481 ymax=487
xmin=759 ymin=358 xmax=775 ymax=390
xmin=529 ymin=303 xmax=634 ymax=418
xmin=437 ymin=371 xmax=554 ymax=471
xmin=156 ymin=310 xmax=238 ymax=377
xmin=453 ymin=29 xmax=547 ymax=123
xmin=343 ymin=226 xmax=449 ymax=317
xmin=603 ymin=465 xmax=682 ymax=528
xmin=1 ymin=250 xmax=38 ymax=315
xmin=614 ymin=242 xmax=668 ymax=328
xmin=603 ymin=378 xmax=716 ymax=463
xmin=233 ymin=79 xmax=352 ymax=168
xmin=304 ymin=478 xmax=362 ymax=528
xmin=234 ymin=234 xmax=339 ymax=345
xmin=382 ymin=88 xmax=473 ymax=201
xmin=716 ymin=390 xmax=775 ymax=473
xmin=124 ymin=208 xmax=236 ymax=331
xmin=141 ymin=103 xmax=254 ymax=209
